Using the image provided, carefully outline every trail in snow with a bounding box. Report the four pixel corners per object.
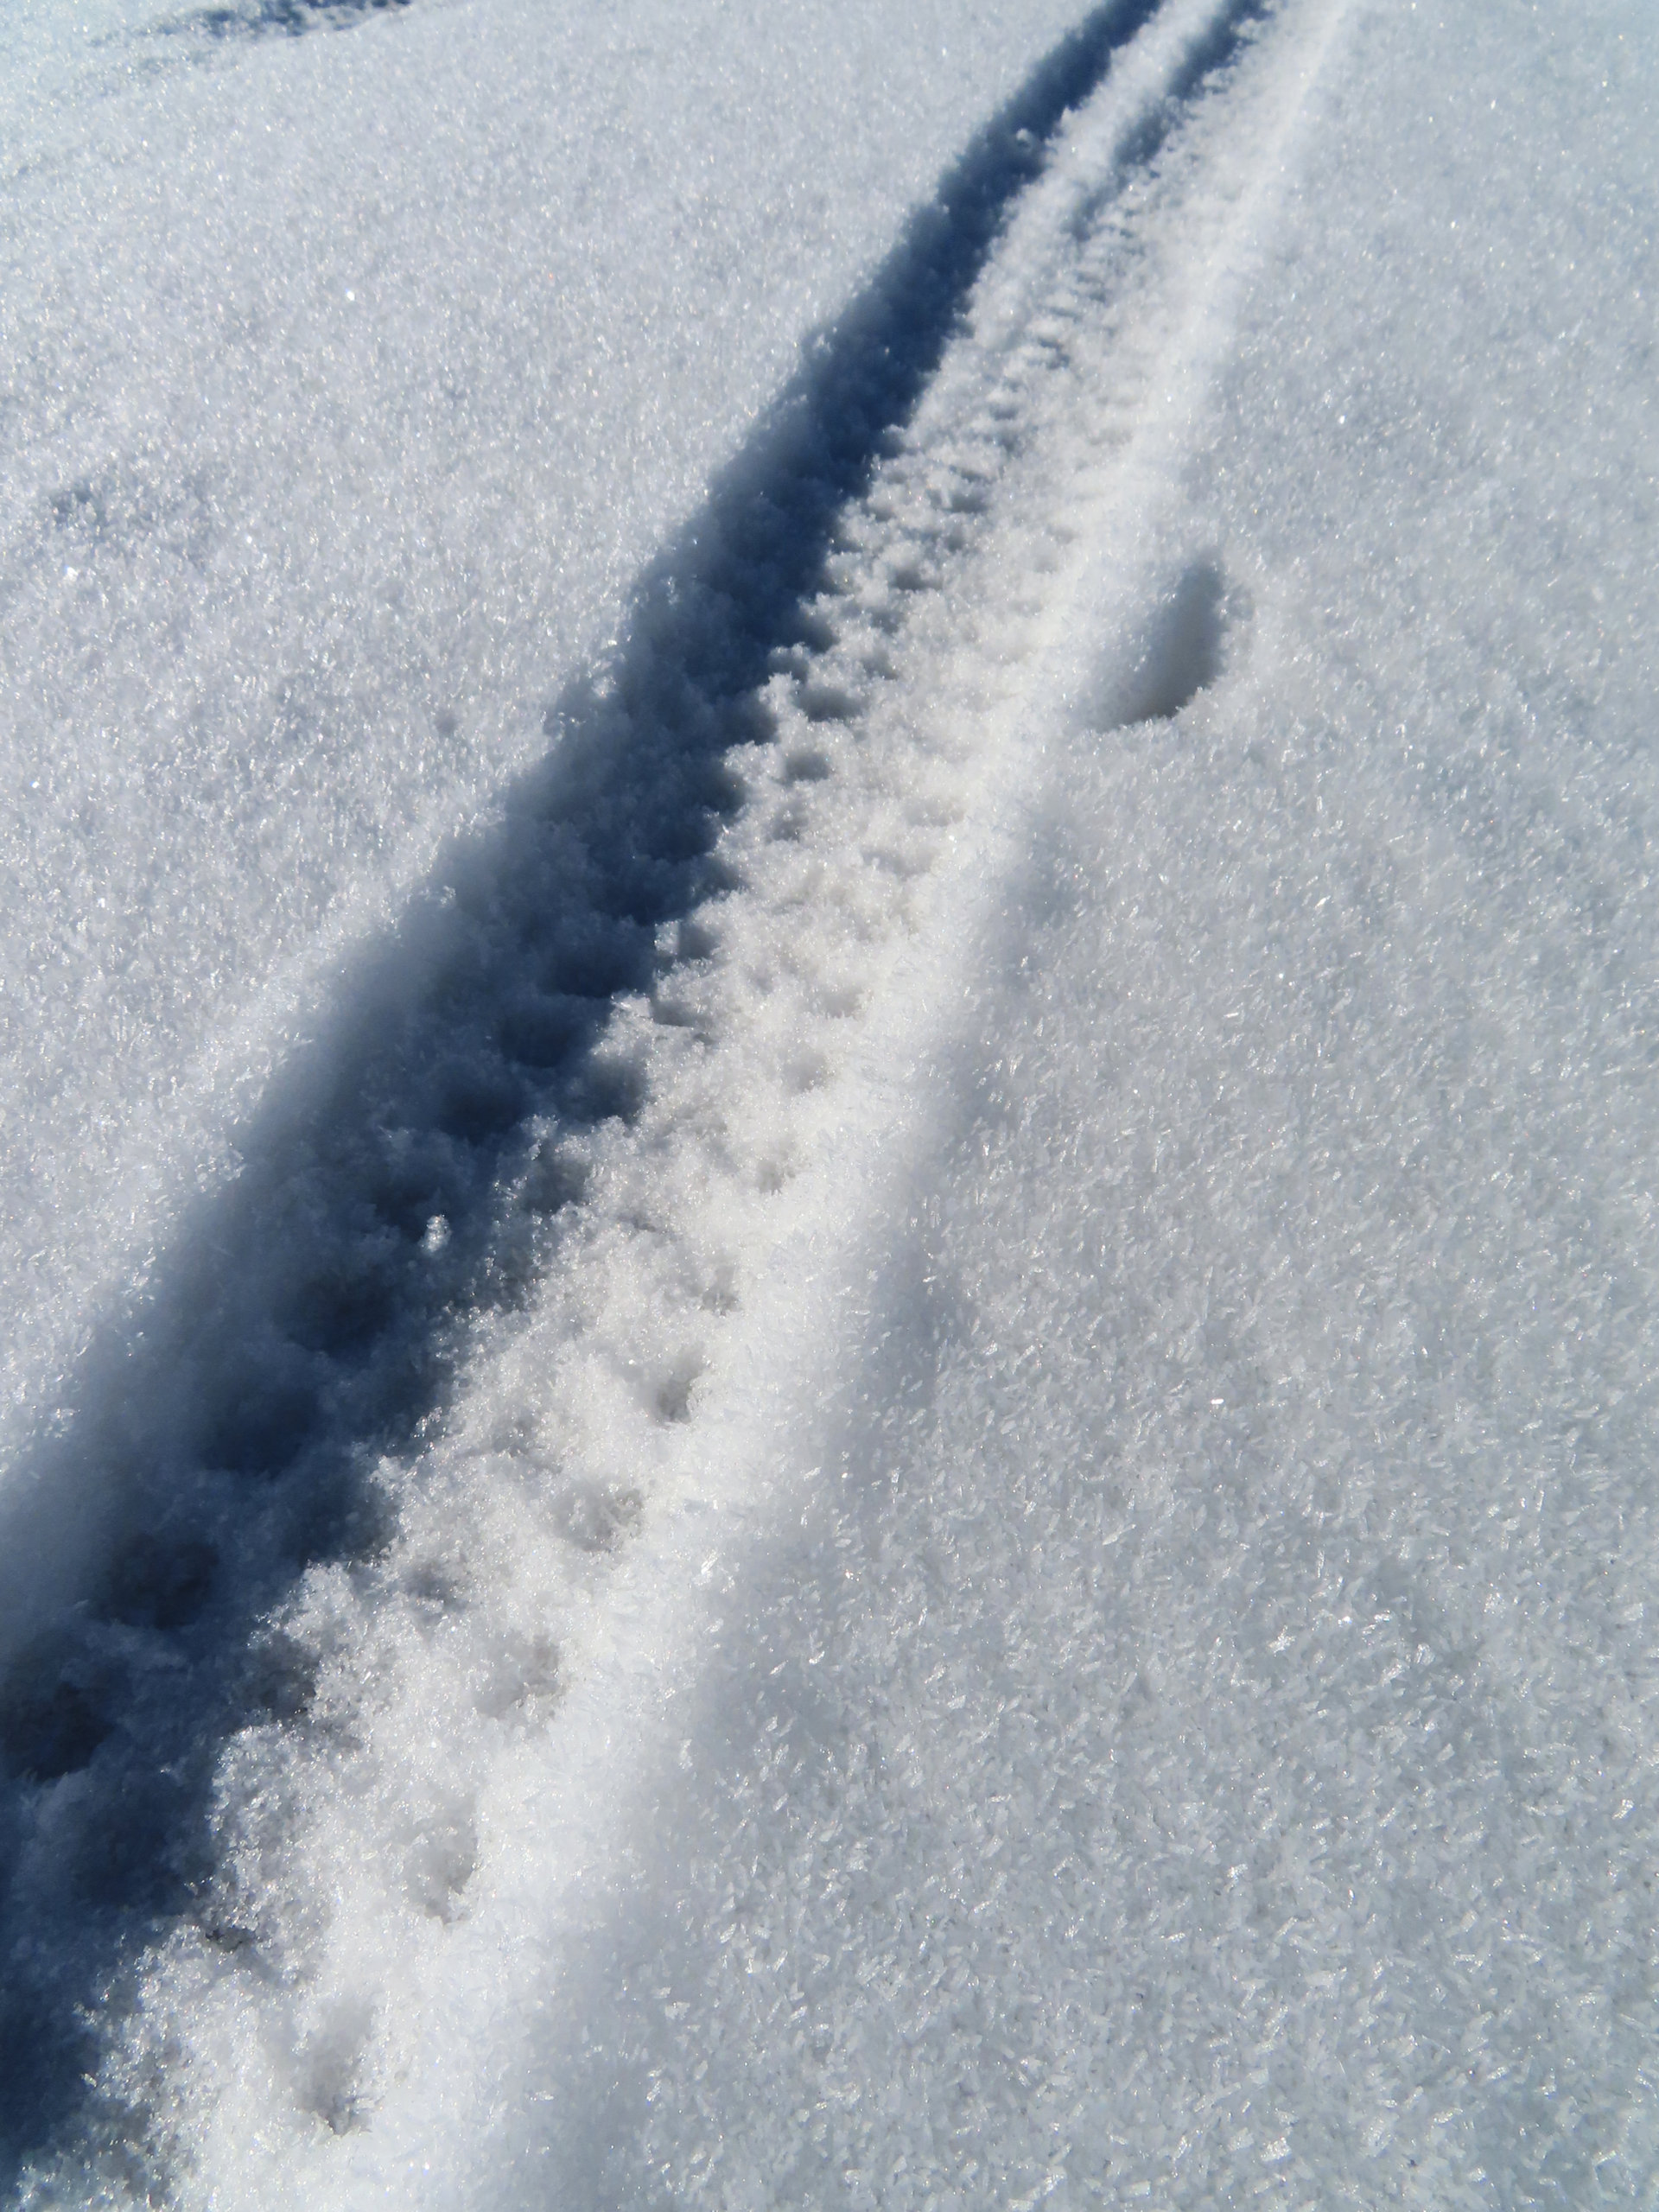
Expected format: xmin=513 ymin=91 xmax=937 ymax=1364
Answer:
xmin=588 ymin=9 xmax=1659 ymax=2202
xmin=474 ymin=4 xmax=1659 ymax=2193
xmin=2 ymin=0 xmax=1287 ymax=2181
xmin=0 ymin=0 xmax=1102 ymax=1469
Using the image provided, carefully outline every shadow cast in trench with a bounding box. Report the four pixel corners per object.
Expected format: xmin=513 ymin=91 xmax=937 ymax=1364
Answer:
xmin=0 ymin=0 xmax=1274 ymax=2174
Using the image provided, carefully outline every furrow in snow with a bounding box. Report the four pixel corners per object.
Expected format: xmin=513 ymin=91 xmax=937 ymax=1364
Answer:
xmin=3 ymin=0 xmax=1348 ymax=2195
xmin=0 ymin=0 xmax=1210 ymax=2158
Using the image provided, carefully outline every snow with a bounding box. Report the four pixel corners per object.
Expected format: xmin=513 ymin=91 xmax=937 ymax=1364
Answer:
xmin=0 ymin=0 xmax=1094 ymax=1453
xmin=3 ymin=0 xmax=1657 ymax=2202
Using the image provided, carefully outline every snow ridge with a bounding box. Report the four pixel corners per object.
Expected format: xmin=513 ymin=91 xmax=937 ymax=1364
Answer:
xmin=0 ymin=0 xmax=1292 ymax=2190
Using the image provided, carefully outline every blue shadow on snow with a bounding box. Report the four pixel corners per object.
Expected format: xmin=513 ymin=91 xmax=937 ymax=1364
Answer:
xmin=0 ymin=0 xmax=1266 ymax=2178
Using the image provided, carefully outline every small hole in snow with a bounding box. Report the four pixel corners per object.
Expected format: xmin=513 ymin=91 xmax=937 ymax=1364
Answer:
xmin=787 ymin=1051 xmax=830 ymax=1095
xmin=568 ymin=1052 xmax=645 ymax=1126
xmin=295 ymin=1998 xmax=374 ymax=2136
xmin=1110 ymin=559 xmax=1234 ymax=725
xmin=405 ymin=1797 xmax=478 ymax=1923
xmin=436 ymin=1066 xmax=524 ymax=1145
xmin=673 ymin=915 xmax=720 ymax=963
xmin=521 ymin=1141 xmax=591 ymax=1216
xmin=0 ymin=1637 xmax=114 ymax=1781
xmin=782 ymin=748 xmax=833 ymax=785
xmin=553 ymin=1482 xmax=643 ymax=1554
xmin=655 ymin=1355 xmax=705 ymax=1424
xmin=476 ymin=1630 xmax=561 ymax=1722
xmin=799 ymin=682 xmax=858 ymax=725
xmin=101 ymin=1534 xmax=219 ymax=1631
xmin=245 ymin=1630 xmax=319 ymax=1721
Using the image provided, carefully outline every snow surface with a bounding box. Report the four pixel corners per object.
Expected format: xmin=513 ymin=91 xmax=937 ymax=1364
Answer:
xmin=3 ymin=0 xmax=1657 ymax=2202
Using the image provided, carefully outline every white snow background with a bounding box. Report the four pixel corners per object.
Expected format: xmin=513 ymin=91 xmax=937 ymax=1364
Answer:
xmin=1 ymin=0 xmax=1656 ymax=2202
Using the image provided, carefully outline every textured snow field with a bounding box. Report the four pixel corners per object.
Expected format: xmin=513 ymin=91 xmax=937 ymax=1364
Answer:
xmin=3 ymin=0 xmax=1658 ymax=2202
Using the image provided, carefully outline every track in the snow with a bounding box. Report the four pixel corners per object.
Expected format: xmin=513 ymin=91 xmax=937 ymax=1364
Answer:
xmin=0 ymin=0 xmax=1270 ymax=2175
xmin=172 ymin=0 xmax=414 ymax=45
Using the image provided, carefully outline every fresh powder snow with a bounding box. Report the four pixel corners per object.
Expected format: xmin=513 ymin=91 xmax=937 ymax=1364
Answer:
xmin=1 ymin=0 xmax=1656 ymax=2203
